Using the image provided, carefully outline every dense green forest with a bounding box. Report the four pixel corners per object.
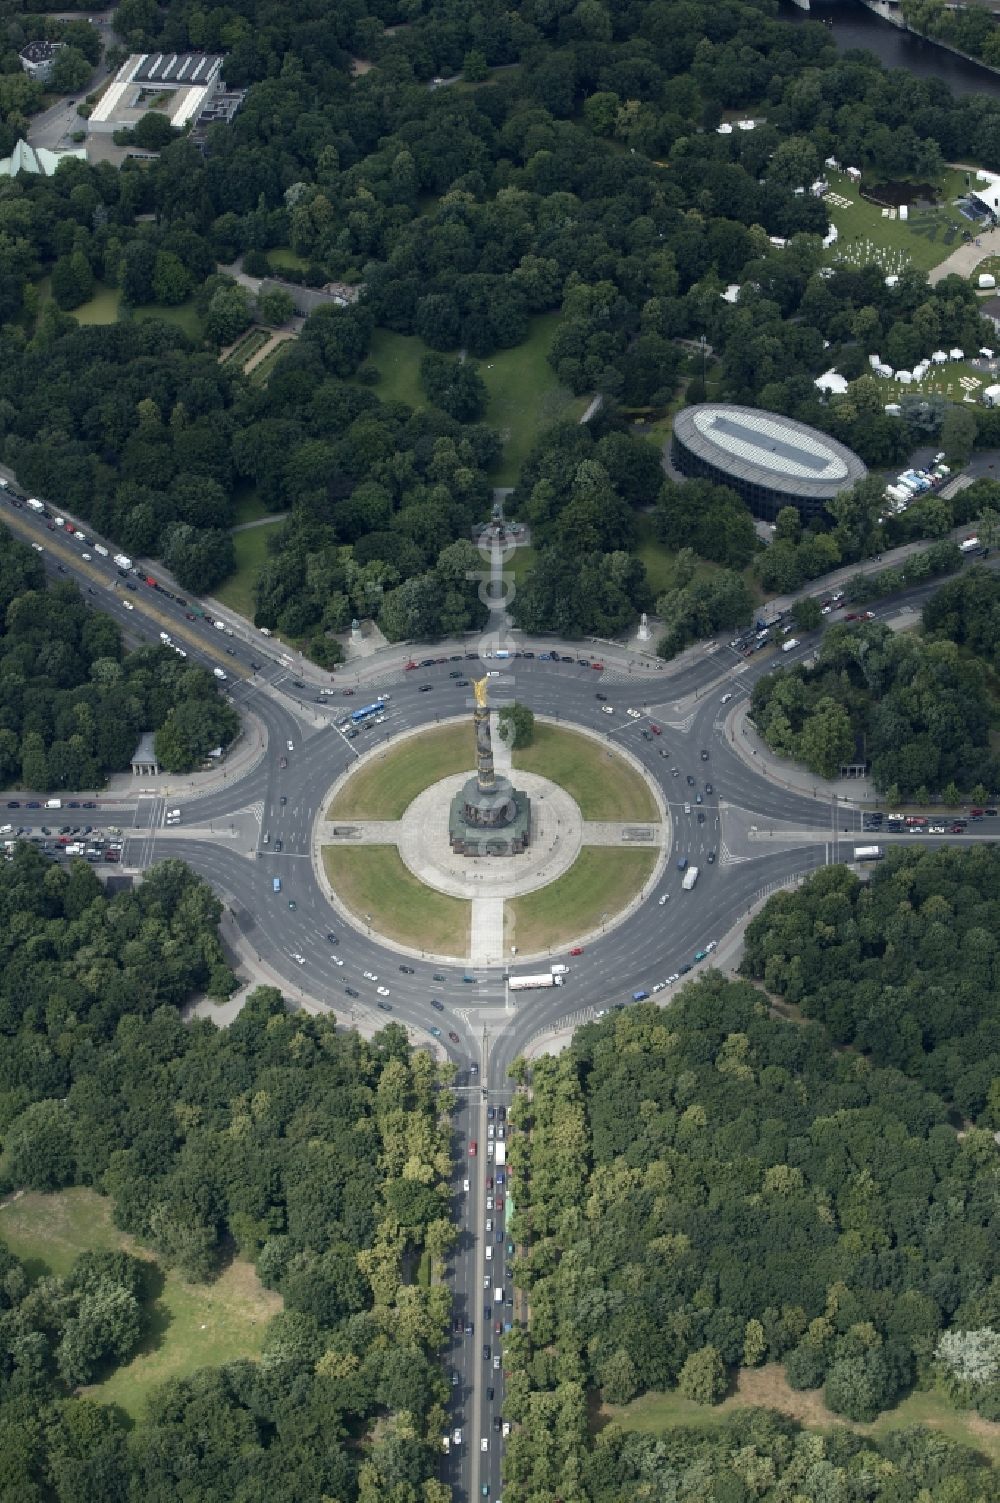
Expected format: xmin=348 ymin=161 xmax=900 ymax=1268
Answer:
xmin=0 ymin=528 xmax=238 ymax=786
xmin=0 ymin=846 xmax=454 ymax=1501
xmin=3 ymin=0 xmax=1000 ymax=650
xmin=502 ymin=847 xmax=1000 ymax=1498
xmin=749 ymin=570 xmax=1000 ymax=794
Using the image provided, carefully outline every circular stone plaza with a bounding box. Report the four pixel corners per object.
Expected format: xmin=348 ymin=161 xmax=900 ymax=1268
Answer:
xmin=671 ymin=403 xmax=868 ymax=523
xmin=314 ymin=693 xmax=669 ymax=965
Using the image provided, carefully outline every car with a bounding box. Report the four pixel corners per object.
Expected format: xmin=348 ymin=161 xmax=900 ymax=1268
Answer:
xmin=330 ymin=955 xmax=344 ymax=966
xmin=496 ymin=1193 xmax=504 ymax=1209
xmin=363 ymin=970 xmax=378 ymax=981
xmin=481 ymin=1437 xmax=489 ymax=1452
xmin=641 ymin=729 xmax=652 ymax=740
xmin=650 ymin=724 xmax=661 ymax=735
xmin=700 ymin=749 xmax=709 ymax=760
xmin=666 ymin=973 xmax=679 ymax=985
xmin=707 ymin=849 xmax=716 ymax=864
xmin=672 ymin=767 xmax=679 ymax=776
xmin=30 ymin=543 xmax=43 ymax=552
xmin=279 ymin=755 xmax=288 ymax=769
xmin=697 ymin=811 xmax=705 ymax=824
xmin=949 ymin=823 xmax=966 ymax=833
xmin=601 ymin=705 xmax=614 ymax=715
xmin=291 ymin=953 xmax=305 ymax=967
xmin=26 ymin=801 xmax=40 ymax=809
xmin=419 ymin=684 xmax=432 ymax=692
xmin=376 ymin=985 xmax=390 ymax=997
xmin=626 ymin=708 xmax=641 ymax=719
xmin=595 ymin=691 xmax=607 ymax=701
xmin=122 ymin=599 xmax=134 ymax=610
xmin=377 ymin=1000 xmax=392 ymax=1012
xmin=658 ymin=894 xmax=669 ymax=906
xmin=705 ymin=940 xmax=717 ymax=953
xmin=5 ymin=801 xmax=18 ymax=808
xmin=286 ymin=740 xmax=294 ymax=751
xmin=705 ymin=783 xmax=713 ymax=795
xmin=469 ymin=1141 xmax=477 ymax=1156
xmin=399 ymin=963 xmax=414 ymax=973
xmin=686 ymin=774 xmax=695 ymax=786
xmin=863 ymin=610 xmax=876 ymax=620
xmin=695 ymin=793 xmax=703 ymax=804
xmin=694 ymin=949 xmax=708 ymax=962
xmin=678 ymin=963 xmax=691 ymax=975
xmin=288 ymin=900 xmax=296 ymax=910
xmin=279 ymin=795 xmax=287 ymax=805
xmin=569 ymin=946 xmax=584 ymax=955
xmin=81 ymin=553 xmax=91 ymax=561
xmin=493 ymin=1354 xmax=500 ymax=1370
xmin=721 ymin=692 xmax=733 ymax=704
xmin=449 ymin=1030 xmax=460 ymax=1044
xmin=430 ymin=998 xmax=445 ymax=1012
xmin=342 ymin=688 xmax=355 ymax=696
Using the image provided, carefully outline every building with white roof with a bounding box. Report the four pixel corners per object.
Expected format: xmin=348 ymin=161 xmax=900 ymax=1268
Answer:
xmin=88 ymin=51 xmax=225 ymax=135
xmin=0 ymin=139 xmax=86 ymax=177
xmin=671 ymin=404 xmax=867 ymax=523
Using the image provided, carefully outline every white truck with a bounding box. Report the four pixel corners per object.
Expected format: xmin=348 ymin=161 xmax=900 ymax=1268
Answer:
xmin=494 ymin=1287 xmax=504 ymax=1303
xmin=681 ymin=866 xmax=699 ymax=890
xmin=782 ymin=637 xmax=799 ymax=653
xmin=508 ymin=972 xmax=564 ymax=991
xmin=213 ymin=667 xmax=228 ymax=681
xmin=94 ymin=544 xmax=109 ymax=558
xmin=26 ymin=498 xmax=44 ymax=513
xmin=113 ymin=553 xmax=133 ymax=571
xmin=550 ymin=963 xmax=569 ymax=975
xmin=960 ymin=536 xmax=980 ymax=554
xmin=853 ymin=846 xmax=883 ymax=861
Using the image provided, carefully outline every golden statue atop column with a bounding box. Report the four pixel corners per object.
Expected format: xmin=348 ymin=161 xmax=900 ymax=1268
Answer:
xmin=448 ymin=674 xmax=531 ymax=856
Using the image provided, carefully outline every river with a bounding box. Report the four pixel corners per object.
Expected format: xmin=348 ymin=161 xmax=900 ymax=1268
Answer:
xmin=780 ymin=0 xmax=1000 ymax=98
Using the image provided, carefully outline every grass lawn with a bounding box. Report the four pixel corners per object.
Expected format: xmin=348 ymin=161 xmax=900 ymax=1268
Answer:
xmin=266 ymin=246 xmax=310 ymax=272
xmin=513 ymin=723 xmax=658 ymax=820
xmin=504 ymin=543 xmax=537 ymax=585
xmin=327 ymin=724 xmax=474 ymax=819
xmin=222 ymin=327 xmax=270 ymax=369
xmin=71 ymin=283 xmax=121 ymax=325
xmin=477 ymin=312 xmax=588 ymax=485
xmin=359 ymin=315 xmax=585 ymax=485
xmin=603 ymin=1364 xmax=1000 ymax=1465
xmin=506 ymin=847 xmax=656 ymax=954
xmin=635 ymin=513 xmax=675 ymax=597
xmin=322 ymin=845 xmax=470 ymax=955
xmin=231 ymin=484 xmax=270 ymax=526
xmin=823 ymin=168 xmax=972 ymax=276
xmin=133 ymin=298 xmax=203 ymax=341
xmin=876 ymin=358 xmax=987 ymax=403
xmin=214 ymin=520 xmax=284 ymax=618
xmin=0 ymin=1188 xmax=280 ymax=1424
xmin=249 ymin=340 xmax=295 ymax=386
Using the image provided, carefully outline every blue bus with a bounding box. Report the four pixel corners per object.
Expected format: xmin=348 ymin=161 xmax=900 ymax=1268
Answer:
xmin=351 ymin=700 xmax=386 ymax=725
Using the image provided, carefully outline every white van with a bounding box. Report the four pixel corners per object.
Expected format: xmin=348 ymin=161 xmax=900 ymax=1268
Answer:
xmin=44 ymin=798 xmax=62 ymax=809
xmin=166 ymin=809 xmax=180 ymax=823
xmin=213 ymin=668 xmax=227 ymax=680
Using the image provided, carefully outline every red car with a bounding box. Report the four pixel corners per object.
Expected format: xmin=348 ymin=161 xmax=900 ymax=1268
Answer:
xmin=486 ymin=1175 xmax=493 ymax=1190
xmin=469 ymin=1141 xmax=477 ymax=1157
xmin=591 ymin=661 xmax=604 ymax=671
xmin=650 ymin=724 xmax=661 ymax=736
xmin=405 ymin=661 xmax=418 ymax=671
xmin=844 ymin=613 xmax=859 ymax=621
xmin=949 ymin=823 xmax=966 ymax=833
xmin=495 ymin=1193 xmax=504 ymax=1210
xmin=569 ymin=946 xmax=584 ymax=956
xmin=342 ymin=688 xmax=355 ymax=696
xmin=65 ymin=523 xmax=75 ymax=533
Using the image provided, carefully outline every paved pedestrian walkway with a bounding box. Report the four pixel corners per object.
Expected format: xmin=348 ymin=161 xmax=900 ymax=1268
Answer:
xmin=928 ymin=225 xmax=1000 ymax=285
xmin=727 ymin=702 xmax=876 ymax=806
xmin=470 ymin=897 xmax=505 ymax=965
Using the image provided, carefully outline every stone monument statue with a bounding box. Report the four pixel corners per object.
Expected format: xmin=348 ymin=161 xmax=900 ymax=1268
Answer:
xmin=449 ymin=676 xmax=531 ymax=856
xmin=637 ymin=610 xmax=651 ymax=642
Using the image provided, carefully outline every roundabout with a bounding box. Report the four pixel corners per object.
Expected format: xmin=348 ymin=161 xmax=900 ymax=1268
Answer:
xmin=315 ymin=697 xmax=668 ymax=964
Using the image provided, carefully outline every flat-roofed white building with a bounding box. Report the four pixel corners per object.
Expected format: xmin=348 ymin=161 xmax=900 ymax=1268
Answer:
xmin=88 ymin=51 xmax=224 ymax=135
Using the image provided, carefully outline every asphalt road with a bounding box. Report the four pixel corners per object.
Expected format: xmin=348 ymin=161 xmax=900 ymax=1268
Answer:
xmin=3 ymin=490 xmax=999 ymax=1501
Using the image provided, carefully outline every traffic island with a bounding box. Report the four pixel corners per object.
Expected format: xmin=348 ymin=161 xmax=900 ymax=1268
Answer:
xmin=316 ymin=715 xmax=668 ymax=965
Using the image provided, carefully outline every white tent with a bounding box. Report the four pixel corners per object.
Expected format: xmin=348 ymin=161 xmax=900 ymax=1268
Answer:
xmin=897 ymin=370 xmax=913 ymax=384
xmin=877 ymin=364 xmax=894 ymax=378
xmin=815 ymin=370 xmax=849 ymax=395
xmin=716 ymin=122 xmax=733 ymax=134
xmin=846 ymin=166 xmax=862 ymax=181
xmin=721 ymin=284 xmax=740 ymax=303
xmin=979 ymin=274 xmax=997 ymax=289
xmin=984 ymin=384 xmax=1000 ymax=406
xmin=825 ymin=156 xmax=840 ymax=170
xmin=869 ymin=353 xmax=881 ymax=369
xmin=884 ymin=275 xmax=900 ymax=288
xmin=932 ymin=351 xmax=948 ymax=364
xmin=899 ymin=205 xmax=908 ymax=221
xmin=981 ymin=347 xmax=995 ymax=359
xmin=737 ymin=119 xmax=755 ymax=131
xmin=950 ymin=347 xmax=965 ymax=361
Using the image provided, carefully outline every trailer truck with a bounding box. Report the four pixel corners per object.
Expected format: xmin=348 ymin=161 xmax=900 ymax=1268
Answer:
xmin=113 ymin=554 xmax=133 ymax=572
xmin=853 ymin=846 xmax=883 ymax=861
xmin=681 ymin=866 xmax=699 ymax=890
xmin=508 ymin=972 xmax=564 ymax=991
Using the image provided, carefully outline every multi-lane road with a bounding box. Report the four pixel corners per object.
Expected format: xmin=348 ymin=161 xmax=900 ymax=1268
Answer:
xmin=2 ymin=488 xmax=998 ymax=1500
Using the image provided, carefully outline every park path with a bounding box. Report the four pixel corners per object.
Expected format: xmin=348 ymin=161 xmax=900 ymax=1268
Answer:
xmin=232 ymin=513 xmax=285 ymax=533
xmin=243 ymin=327 xmax=299 ymax=373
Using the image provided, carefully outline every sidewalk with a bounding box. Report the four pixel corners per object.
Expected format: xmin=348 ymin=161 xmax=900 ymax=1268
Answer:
xmin=102 ymin=708 xmax=269 ymax=801
xmin=727 ymin=701 xmax=875 ymax=806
